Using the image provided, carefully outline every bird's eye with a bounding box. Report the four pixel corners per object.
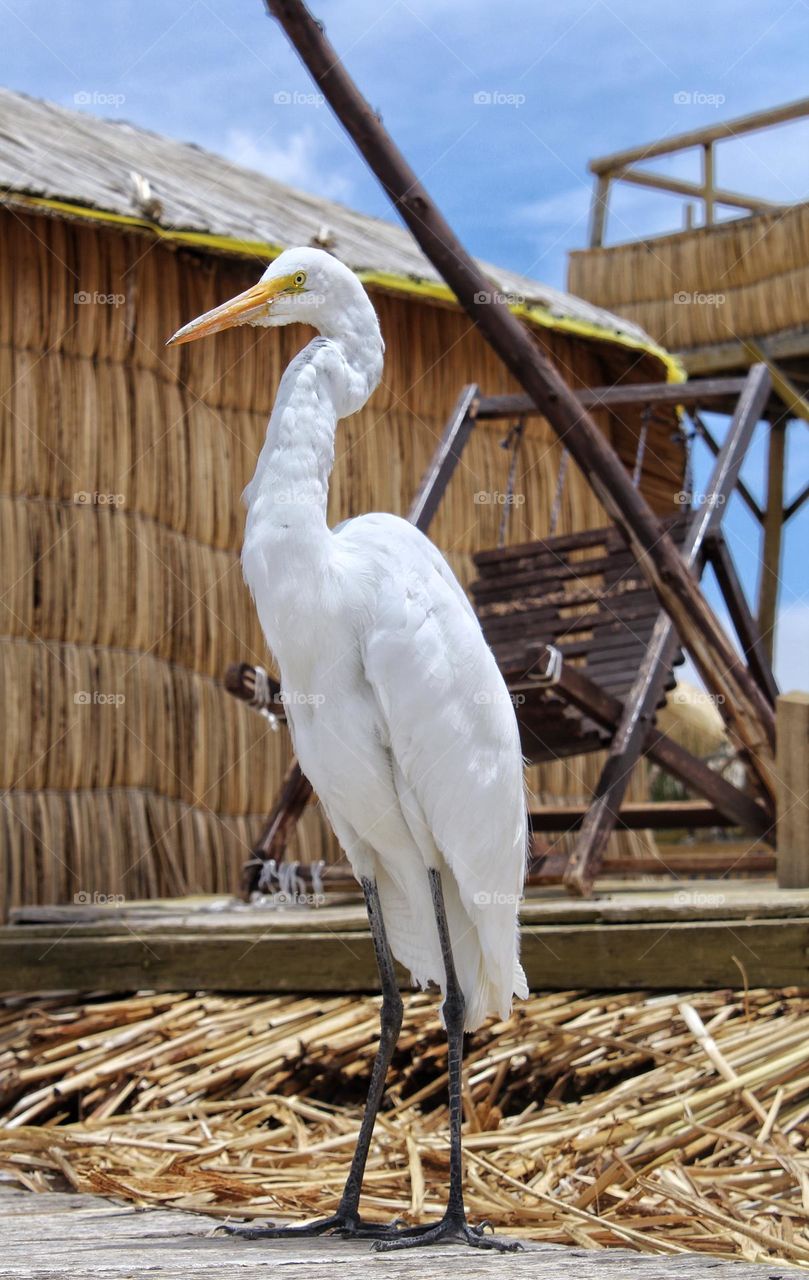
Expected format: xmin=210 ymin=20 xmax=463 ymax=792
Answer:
xmin=293 ymin=271 xmax=306 ymax=288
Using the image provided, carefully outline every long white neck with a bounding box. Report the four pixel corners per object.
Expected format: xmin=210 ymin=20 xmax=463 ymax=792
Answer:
xmin=243 ymin=297 xmax=384 ymax=560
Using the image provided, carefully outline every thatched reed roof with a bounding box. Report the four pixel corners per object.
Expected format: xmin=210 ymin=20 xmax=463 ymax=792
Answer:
xmin=659 ymin=682 xmax=729 ymax=758
xmin=0 ymin=87 xmax=676 ymax=372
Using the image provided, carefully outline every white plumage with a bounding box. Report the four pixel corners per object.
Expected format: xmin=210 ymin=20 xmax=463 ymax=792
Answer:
xmin=170 ymin=246 xmax=527 ymax=1032
xmin=169 ymin=246 xmax=529 ymax=1250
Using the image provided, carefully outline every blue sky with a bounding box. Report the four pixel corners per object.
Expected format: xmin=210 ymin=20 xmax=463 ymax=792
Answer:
xmin=4 ymin=0 xmax=808 ymax=685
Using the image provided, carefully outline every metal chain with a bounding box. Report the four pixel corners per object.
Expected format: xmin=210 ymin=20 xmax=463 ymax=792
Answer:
xmin=633 ymin=404 xmax=651 ymax=488
xmin=250 ymin=665 xmax=280 ymax=732
xmin=683 ymin=412 xmax=696 ymax=507
xmin=548 ymin=447 xmax=569 ymax=537
xmin=497 ymin=419 xmax=525 ymax=547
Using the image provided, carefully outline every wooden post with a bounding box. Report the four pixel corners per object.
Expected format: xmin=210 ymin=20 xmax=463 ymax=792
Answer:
xmin=265 ymin=0 xmax=776 ymax=797
xmin=776 ymin=693 xmax=809 ymax=887
xmin=758 ymin=416 xmax=786 ymax=663
xmin=588 ymin=174 xmax=610 ymax=247
xmin=706 ymin=531 xmax=779 ymax=706
xmin=703 ymin=143 xmax=715 ymax=225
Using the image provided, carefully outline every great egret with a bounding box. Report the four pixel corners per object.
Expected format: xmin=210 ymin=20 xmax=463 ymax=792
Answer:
xmin=168 ymin=248 xmax=527 ymax=1252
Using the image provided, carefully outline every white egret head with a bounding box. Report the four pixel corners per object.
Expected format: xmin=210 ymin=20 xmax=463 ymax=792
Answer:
xmin=166 ymin=246 xmax=368 ymax=346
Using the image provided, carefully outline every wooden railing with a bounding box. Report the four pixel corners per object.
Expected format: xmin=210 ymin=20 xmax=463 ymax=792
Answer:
xmin=587 ymin=96 xmax=809 ymax=247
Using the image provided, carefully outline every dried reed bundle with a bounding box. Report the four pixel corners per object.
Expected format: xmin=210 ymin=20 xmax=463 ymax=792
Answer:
xmin=0 ymin=207 xmax=682 ymax=919
xmin=1 ymin=987 xmax=808 ymax=1264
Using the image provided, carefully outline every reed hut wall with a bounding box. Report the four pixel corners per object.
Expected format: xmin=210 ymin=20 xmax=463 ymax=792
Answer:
xmin=0 ymin=205 xmax=684 ymax=918
xmin=567 ymin=201 xmax=809 ymax=352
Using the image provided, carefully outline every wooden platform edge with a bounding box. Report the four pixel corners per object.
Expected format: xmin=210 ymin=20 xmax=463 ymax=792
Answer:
xmin=2 ymin=916 xmax=807 ymax=994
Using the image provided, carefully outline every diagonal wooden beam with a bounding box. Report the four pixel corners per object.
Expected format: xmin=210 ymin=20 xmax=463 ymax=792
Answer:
xmin=265 ymin=0 xmax=776 ymax=798
xmin=743 ymin=339 xmax=809 ymax=425
xmin=588 ymin=96 xmax=809 ymax=176
xmin=407 ymin=384 xmax=479 ymax=531
xmin=785 ymin=479 xmax=809 ymax=522
xmin=690 ymin=411 xmax=763 ymax=524
xmin=706 ymin=531 xmax=779 ymax=706
xmin=523 ymin=655 xmax=773 ymax=844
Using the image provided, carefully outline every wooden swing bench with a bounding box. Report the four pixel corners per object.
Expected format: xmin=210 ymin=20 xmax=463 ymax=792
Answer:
xmin=471 ymin=517 xmax=689 ymax=763
xmin=226 ymin=368 xmax=777 ymax=897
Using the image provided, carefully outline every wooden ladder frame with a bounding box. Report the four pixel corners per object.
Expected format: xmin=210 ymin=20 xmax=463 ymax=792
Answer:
xmin=226 ymin=371 xmax=778 ymax=897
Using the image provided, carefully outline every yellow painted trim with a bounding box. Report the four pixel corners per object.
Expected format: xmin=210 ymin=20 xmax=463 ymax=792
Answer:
xmin=2 ymin=192 xmax=278 ymax=259
xmin=3 ymin=190 xmax=684 ymax=380
xmin=354 ymin=269 xmax=683 ymax=383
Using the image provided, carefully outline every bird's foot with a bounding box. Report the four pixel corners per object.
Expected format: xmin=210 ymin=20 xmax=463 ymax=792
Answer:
xmin=372 ymin=1213 xmax=523 ymax=1252
xmin=221 ymin=1211 xmax=406 ymax=1241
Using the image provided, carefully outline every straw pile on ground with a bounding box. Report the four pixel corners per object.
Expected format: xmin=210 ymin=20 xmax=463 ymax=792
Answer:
xmin=1 ymin=987 xmax=808 ymax=1265
xmin=568 ymin=200 xmax=809 ymax=352
xmin=0 ymin=203 xmax=682 ymax=922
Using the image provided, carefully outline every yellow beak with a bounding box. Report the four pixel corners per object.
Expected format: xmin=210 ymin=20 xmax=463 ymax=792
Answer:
xmin=166 ymin=276 xmax=291 ymax=346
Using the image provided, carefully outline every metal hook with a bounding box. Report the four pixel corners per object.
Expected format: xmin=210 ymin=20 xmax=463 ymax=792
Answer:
xmin=250 ymin=665 xmax=280 ymax=731
xmin=531 ymin=644 xmax=563 ymax=687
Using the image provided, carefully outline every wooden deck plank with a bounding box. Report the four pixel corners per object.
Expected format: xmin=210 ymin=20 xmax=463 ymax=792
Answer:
xmin=2 ymin=881 xmax=809 ymax=992
xmin=9 ymin=879 xmax=809 ymax=929
xmin=0 ymin=1187 xmax=801 ymax=1277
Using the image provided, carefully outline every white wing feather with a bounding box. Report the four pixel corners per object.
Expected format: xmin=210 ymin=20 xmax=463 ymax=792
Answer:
xmin=336 ymin=512 xmax=528 ymax=1028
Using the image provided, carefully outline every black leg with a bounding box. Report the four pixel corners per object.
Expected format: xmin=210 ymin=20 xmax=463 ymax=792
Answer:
xmin=374 ymin=868 xmax=521 ymax=1253
xmin=223 ymin=875 xmax=404 ymax=1242
xmin=337 ymin=875 xmax=404 ymax=1221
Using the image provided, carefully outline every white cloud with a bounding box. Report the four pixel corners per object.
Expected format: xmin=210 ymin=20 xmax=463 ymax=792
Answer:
xmin=223 ymin=126 xmax=354 ymax=203
xmin=514 ymin=186 xmax=590 ymax=231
